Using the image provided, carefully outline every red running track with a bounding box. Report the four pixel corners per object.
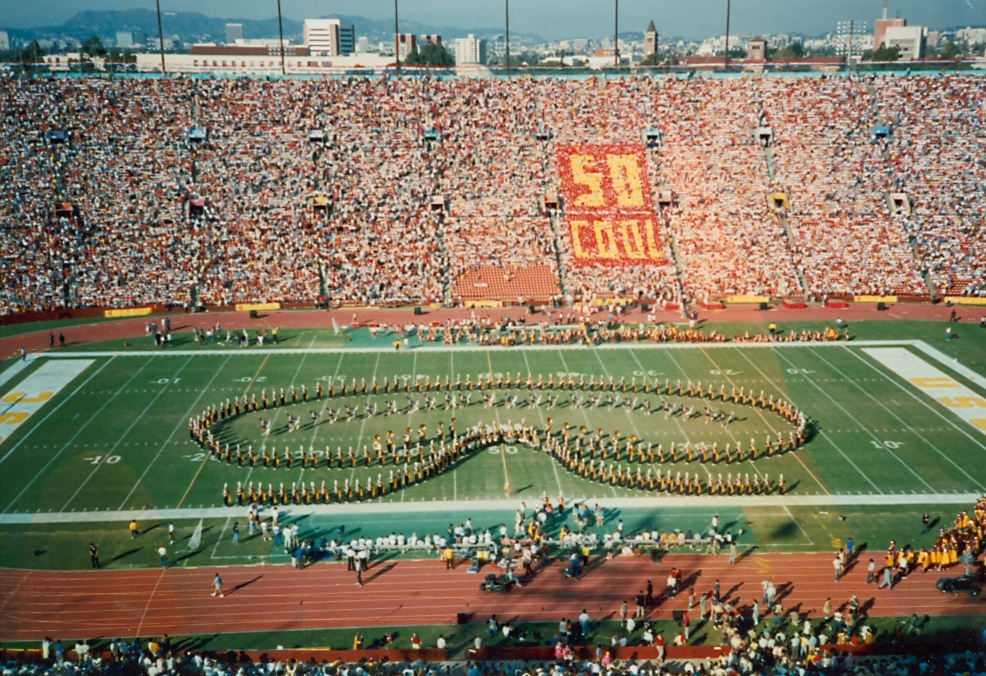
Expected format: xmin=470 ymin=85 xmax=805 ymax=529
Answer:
xmin=1 ymin=553 xmax=981 ymax=642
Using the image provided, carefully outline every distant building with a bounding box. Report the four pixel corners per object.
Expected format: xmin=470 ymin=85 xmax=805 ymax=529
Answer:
xmin=396 ymin=33 xmax=417 ymax=60
xmin=883 ymin=25 xmax=925 ymax=59
xmin=225 ymin=23 xmax=243 ymax=44
xmin=115 ymin=31 xmax=134 ymax=49
xmin=356 ymin=36 xmax=370 ymax=53
xmin=453 ymin=34 xmax=487 ymax=65
xmin=873 ymin=1 xmax=906 ymax=51
xmin=338 ymin=25 xmax=355 ymax=55
xmin=304 ymin=19 xmax=341 ymax=56
xmin=926 ymin=30 xmax=939 ymax=48
xmin=644 ymin=20 xmax=658 ymax=58
xmin=747 ymin=37 xmax=767 ymax=61
xmin=571 ymin=38 xmax=590 ymax=52
xmin=956 ymin=27 xmax=986 ymax=44
xmin=420 ymin=34 xmax=442 ymax=46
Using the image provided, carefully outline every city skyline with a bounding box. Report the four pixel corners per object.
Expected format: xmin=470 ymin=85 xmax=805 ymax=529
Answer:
xmin=4 ymin=0 xmax=985 ymax=41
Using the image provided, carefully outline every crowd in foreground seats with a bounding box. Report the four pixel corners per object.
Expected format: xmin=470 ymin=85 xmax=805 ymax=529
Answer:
xmin=1 ymin=74 xmax=983 ymax=315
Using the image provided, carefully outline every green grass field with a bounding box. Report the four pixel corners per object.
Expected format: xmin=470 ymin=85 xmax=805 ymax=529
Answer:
xmin=1 ymin=320 xmax=985 ymax=573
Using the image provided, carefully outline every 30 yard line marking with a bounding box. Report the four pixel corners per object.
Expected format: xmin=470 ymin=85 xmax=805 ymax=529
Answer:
xmin=63 ymin=357 xmax=195 ymax=511
xmin=770 ymin=349 xmax=935 ymax=492
xmin=698 ymin=347 xmax=830 ymax=495
xmin=3 ymin=357 xmax=155 ymax=513
xmin=119 ymin=355 xmax=233 ymax=510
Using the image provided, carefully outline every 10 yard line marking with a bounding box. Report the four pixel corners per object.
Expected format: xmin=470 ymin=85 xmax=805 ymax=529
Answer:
xmin=770 ymin=349 xmax=936 ymax=492
xmin=3 ymin=357 xmax=153 ymax=513
xmin=63 ymin=357 xmax=194 ymax=511
xmin=734 ymin=348 xmax=883 ymax=493
xmin=839 ymin=347 xmax=986 ymax=491
xmin=120 ymin=355 xmax=233 ymax=510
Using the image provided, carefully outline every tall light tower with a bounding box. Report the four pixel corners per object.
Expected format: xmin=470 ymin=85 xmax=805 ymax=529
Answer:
xmin=723 ymin=0 xmax=731 ymax=69
xmin=836 ymin=20 xmax=867 ymax=75
xmin=155 ymin=0 xmax=167 ymax=74
xmin=276 ymin=0 xmax=286 ymax=75
xmin=614 ymin=0 xmax=619 ymax=67
xmin=394 ymin=0 xmax=401 ymax=76
xmin=505 ymin=0 xmax=510 ymax=77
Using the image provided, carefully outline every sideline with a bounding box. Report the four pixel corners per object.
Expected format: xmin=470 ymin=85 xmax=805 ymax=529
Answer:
xmin=0 ymin=492 xmax=978 ymax=525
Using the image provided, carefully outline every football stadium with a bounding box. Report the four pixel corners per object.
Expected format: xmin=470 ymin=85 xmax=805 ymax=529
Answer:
xmin=1 ymin=47 xmax=986 ymax=676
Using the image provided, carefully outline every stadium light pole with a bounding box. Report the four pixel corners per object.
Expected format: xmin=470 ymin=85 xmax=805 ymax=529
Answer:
xmin=155 ymin=0 xmax=166 ymax=74
xmin=723 ymin=0 xmax=731 ymax=70
xmin=505 ymin=0 xmax=510 ymax=77
xmin=276 ymin=0 xmax=286 ymax=75
xmin=394 ymin=0 xmax=401 ymax=76
xmin=614 ymin=0 xmax=619 ymax=67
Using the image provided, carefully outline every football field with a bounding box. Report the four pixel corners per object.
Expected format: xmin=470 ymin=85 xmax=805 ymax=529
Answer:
xmin=1 ymin=323 xmax=985 ymax=570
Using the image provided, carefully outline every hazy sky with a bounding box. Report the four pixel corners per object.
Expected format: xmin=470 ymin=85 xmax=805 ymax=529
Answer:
xmin=4 ymin=0 xmax=985 ymax=40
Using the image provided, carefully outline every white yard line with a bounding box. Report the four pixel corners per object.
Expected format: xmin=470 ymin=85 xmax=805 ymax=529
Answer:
xmin=118 ymin=356 xmax=233 ymax=510
xmin=829 ymin=347 xmax=985 ymax=491
xmin=0 ymin=360 xmax=111 ymax=466
xmin=733 ymin=348 xmax=880 ymax=493
xmin=62 ymin=357 xmax=195 ymax=511
xmin=522 ymin=350 xmax=565 ymax=496
xmin=557 ymin=350 xmax=618 ymax=497
xmin=3 ymin=357 xmax=154 ymax=513
xmin=349 ymin=353 xmax=381 ymax=487
xmin=769 ymin=348 xmax=936 ymax=492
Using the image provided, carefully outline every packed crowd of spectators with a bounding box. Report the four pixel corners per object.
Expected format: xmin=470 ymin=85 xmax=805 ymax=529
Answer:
xmin=759 ymin=77 xmax=927 ymax=297
xmin=2 ymin=75 xmax=982 ymax=315
xmin=873 ymin=74 xmax=985 ymax=298
xmin=655 ymin=78 xmax=800 ymax=303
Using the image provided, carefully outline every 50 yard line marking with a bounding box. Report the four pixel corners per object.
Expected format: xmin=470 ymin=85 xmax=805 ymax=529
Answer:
xmin=522 ymin=350 xmax=564 ymax=497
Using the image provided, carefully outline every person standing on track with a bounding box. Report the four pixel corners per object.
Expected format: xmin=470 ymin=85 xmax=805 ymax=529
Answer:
xmin=212 ymin=572 xmax=224 ymax=597
xmin=356 ymin=557 xmax=364 ymax=587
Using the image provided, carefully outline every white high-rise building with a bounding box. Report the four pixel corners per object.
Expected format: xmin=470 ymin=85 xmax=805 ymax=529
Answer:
xmin=303 ymin=19 xmax=341 ymax=56
xmin=225 ymin=23 xmax=243 ymax=44
xmin=453 ymin=34 xmax=487 ymax=65
xmin=0 ymin=30 xmax=11 ymax=52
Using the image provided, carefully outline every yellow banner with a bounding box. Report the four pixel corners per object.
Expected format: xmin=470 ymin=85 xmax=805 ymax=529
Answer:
xmin=464 ymin=300 xmax=502 ymax=309
xmin=854 ymin=295 xmax=897 ymax=303
xmin=727 ymin=295 xmax=770 ymax=304
xmin=235 ymin=302 xmax=281 ymax=312
xmin=946 ymin=297 xmax=986 ymax=306
xmin=104 ymin=307 xmax=152 ymax=318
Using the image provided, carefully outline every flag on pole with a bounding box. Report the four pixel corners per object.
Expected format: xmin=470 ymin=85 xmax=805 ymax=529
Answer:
xmin=188 ymin=518 xmax=203 ymax=551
